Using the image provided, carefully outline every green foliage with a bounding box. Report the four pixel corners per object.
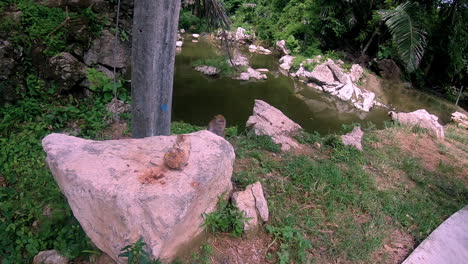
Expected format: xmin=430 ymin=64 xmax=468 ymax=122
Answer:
xmin=192 ymin=56 xmax=236 ymax=77
xmin=4 ymin=0 xmax=103 ymax=56
xmin=86 ymin=68 xmax=127 ymax=103
xmin=189 ymin=244 xmax=213 ymax=264
xmin=179 ymin=10 xmax=207 ymax=33
xmin=0 ymin=75 xmax=110 ymax=262
xmin=379 ymin=2 xmax=427 ymax=72
xmin=266 ymin=225 xmax=311 ymax=264
xmin=294 ymin=130 xmax=322 ymax=145
xmin=171 ymin=121 xmax=203 ymax=134
xmin=235 ymin=133 xmax=280 ymax=158
xmin=119 ymin=238 xmax=161 ymax=264
xmin=202 ymin=196 xmax=248 ymax=237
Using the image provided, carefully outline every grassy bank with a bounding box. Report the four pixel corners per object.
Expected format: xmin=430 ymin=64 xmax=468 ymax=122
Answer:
xmin=2 ymin=85 xmax=466 ymax=263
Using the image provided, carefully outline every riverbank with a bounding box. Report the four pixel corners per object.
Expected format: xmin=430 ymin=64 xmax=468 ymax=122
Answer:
xmin=1 ymin=88 xmax=467 ymax=263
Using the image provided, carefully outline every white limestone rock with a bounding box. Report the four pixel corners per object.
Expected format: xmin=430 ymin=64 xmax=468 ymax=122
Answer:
xmin=42 ymin=131 xmax=235 ymax=263
xmin=389 ymin=109 xmax=445 ymax=139
xmin=246 ymin=100 xmax=302 ymax=151
xmin=232 ymin=182 xmax=269 ymax=232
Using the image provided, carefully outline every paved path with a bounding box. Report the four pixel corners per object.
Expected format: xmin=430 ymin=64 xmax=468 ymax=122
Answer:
xmin=403 ymin=205 xmax=468 ymax=264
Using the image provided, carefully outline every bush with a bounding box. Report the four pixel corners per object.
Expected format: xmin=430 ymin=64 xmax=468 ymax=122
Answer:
xmin=202 ymin=196 xmax=248 ymax=237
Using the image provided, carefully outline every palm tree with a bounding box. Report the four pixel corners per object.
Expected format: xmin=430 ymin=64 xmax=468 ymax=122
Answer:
xmin=379 ymin=1 xmax=427 ymax=73
xmin=131 ymin=0 xmax=230 ymax=138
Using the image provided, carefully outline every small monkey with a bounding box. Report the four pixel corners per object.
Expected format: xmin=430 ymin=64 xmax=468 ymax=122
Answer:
xmin=208 ymin=114 xmax=226 ymax=138
xmin=163 ymin=134 xmax=191 ymax=170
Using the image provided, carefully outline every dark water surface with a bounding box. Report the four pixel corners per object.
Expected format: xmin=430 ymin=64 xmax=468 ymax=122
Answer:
xmin=172 ymin=38 xmax=458 ymax=135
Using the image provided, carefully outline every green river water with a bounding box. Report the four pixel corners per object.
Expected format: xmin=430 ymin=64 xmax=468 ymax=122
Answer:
xmin=172 ymin=38 xmax=458 ymax=135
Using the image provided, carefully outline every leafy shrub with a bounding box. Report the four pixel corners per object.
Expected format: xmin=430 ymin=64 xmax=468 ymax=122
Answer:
xmin=266 ymin=225 xmax=311 ymax=264
xmin=202 ymin=196 xmax=248 ymax=237
xmin=119 ymin=238 xmax=161 ymax=264
xmin=86 ymin=68 xmax=126 ymax=102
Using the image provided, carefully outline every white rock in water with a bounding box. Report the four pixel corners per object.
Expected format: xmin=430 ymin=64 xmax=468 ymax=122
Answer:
xmin=246 ymin=100 xmax=302 ymax=151
xmin=192 ymin=33 xmax=200 ymax=38
xmin=248 ymin=44 xmax=257 ymax=51
xmin=195 ymin=65 xmax=219 ymax=76
xmin=176 ymin=41 xmax=183 ymax=47
xmin=257 ymin=46 xmax=272 ymax=54
xmin=232 ymin=182 xmax=269 ymax=232
xmin=256 ymin=68 xmax=269 ymax=73
xmin=279 ymin=55 xmax=294 ymax=72
xmin=42 ymin=131 xmax=235 ymax=263
xmin=389 ymin=109 xmax=445 ymax=139
xmin=276 ymin=40 xmax=289 ymax=55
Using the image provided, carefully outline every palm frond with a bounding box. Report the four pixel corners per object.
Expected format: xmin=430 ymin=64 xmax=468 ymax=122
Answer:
xmin=193 ymin=0 xmax=231 ymax=30
xmin=379 ymin=1 xmax=427 ymax=72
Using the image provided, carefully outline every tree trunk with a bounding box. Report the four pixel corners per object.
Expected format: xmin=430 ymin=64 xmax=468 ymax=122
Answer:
xmin=131 ymin=0 xmax=181 ymax=137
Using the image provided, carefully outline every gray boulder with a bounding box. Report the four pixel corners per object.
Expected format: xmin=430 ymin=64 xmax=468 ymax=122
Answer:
xmin=246 ymin=100 xmax=302 ymax=151
xmin=0 ymin=40 xmax=16 ymax=81
xmin=84 ymin=30 xmax=128 ymax=69
xmin=49 ymin=52 xmax=88 ymax=90
xmin=33 ymin=250 xmax=68 ymax=264
xmin=42 ymin=131 xmax=235 ymax=263
xmin=390 ymin=109 xmax=445 ymax=139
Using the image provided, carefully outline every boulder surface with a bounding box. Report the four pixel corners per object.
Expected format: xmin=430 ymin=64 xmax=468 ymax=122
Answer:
xmin=232 ymin=182 xmax=269 ymax=232
xmin=42 ymin=131 xmax=235 ymax=263
xmin=451 ymin=111 xmax=468 ymax=129
xmin=33 ymin=250 xmax=68 ymax=264
xmin=341 ymin=126 xmax=364 ymax=151
xmin=246 ymin=100 xmax=302 ymax=151
xmin=390 ymin=109 xmax=445 ymax=139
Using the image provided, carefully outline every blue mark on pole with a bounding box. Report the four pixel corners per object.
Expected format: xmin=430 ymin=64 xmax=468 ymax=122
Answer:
xmin=161 ymin=104 xmax=168 ymax=112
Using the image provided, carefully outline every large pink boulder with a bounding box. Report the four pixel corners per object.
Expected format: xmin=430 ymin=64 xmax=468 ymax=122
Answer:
xmin=42 ymin=131 xmax=235 ymax=263
xmin=246 ymin=100 xmax=302 ymax=151
xmin=390 ymin=109 xmax=445 ymax=139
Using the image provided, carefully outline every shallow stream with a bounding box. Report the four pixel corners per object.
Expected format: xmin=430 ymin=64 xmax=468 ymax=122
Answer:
xmin=172 ymin=38 xmax=458 ymax=135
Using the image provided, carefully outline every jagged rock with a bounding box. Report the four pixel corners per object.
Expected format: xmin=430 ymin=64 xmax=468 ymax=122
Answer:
xmin=279 ymin=55 xmax=294 ymax=72
xmin=49 ymin=52 xmax=88 ymax=90
xmin=375 ymin=59 xmax=401 ymax=80
xmin=341 ymin=126 xmax=364 ymax=151
xmin=246 ymin=100 xmax=302 ymax=151
xmin=235 ymin=27 xmax=253 ymax=43
xmin=248 ymin=45 xmax=271 ymax=54
xmin=195 ymin=65 xmax=219 ymax=76
xmin=42 ymin=131 xmax=235 ymax=263
xmin=450 ymin=112 xmax=468 ymax=129
xmin=390 ymin=109 xmax=445 ymax=139
xmin=176 ymin=41 xmax=183 ymax=47
xmin=106 ymin=98 xmax=130 ymax=116
xmin=237 ymin=67 xmax=267 ymax=81
xmin=33 ymin=250 xmax=68 ymax=264
xmin=232 ymin=182 xmax=269 ymax=232
xmin=0 ymin=40 xmax=17 ymax=81
xmin=276 ymin=40 xmax=289 ymax=55
xmin=353 ymin=91 xmax=375 ymax=112
xmin=228 ymin=50 xmax=249 ymax=67
xmin=5 ymin=11 xmax=23 ymax=23
xmin=84 ymin=30 xmax=128 ymax=68
xmin=192 ymin=33 xmax=200 ymax=38
xmin=350 ymin=64 xmax=364 ymax=82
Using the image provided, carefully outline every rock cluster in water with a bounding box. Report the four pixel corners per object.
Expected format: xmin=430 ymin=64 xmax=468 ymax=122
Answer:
xmin=279 ymin=55 xmax=378 ymax=112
